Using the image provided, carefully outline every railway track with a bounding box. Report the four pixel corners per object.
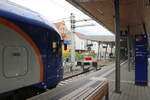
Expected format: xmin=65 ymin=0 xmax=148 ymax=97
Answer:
xmin=58 ymin=69 xmax=96 ymax=87
xmin=58 ymin=60 xmax=126 ymax=88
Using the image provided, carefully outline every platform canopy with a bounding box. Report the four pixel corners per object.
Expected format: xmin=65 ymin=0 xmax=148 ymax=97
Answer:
xmin=67 ymin=0 xmax=150 ymax=36
xmin=79 ymin=35 xmax=115 ymax=43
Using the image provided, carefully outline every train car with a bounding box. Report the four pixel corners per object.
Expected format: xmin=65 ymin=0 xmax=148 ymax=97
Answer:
xmin=0 ymin=1 xmax=63 ymax=99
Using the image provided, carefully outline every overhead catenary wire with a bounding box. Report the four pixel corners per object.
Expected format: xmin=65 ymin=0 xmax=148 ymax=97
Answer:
xmin=50 ymin=17 xmax=94 ymax=26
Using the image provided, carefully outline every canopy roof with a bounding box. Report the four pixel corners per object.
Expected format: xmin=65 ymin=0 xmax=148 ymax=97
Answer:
xmin=79 ymin=35 xmax=115 ymax=42
xmin=75 ymin=32 xmax=115 ymax=42
xmin=67 ymin=0 xmax=150 ymax=36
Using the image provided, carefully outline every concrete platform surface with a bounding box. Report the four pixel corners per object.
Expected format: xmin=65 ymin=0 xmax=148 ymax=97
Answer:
xmin=28 ymin=61 xmax=150 ymax=100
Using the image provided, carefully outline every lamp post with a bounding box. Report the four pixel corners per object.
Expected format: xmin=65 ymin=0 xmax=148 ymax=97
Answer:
xmin=70 ymin=13 xmax=95 ymax=69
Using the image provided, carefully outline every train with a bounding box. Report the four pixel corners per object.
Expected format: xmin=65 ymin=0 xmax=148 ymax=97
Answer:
xmin=0 ymin=1 xmax=64 ymax=99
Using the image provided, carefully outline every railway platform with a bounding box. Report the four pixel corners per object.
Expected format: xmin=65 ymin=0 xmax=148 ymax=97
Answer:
xmin=103 ymin=61 xmax=150 ymax=100
xmin=28 ymin=61 xmax=150 ymax=100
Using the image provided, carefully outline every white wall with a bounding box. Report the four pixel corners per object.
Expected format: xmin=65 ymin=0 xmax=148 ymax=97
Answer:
xmin=74 ymin=34 xmax=87 ymax=50
xmin=74 ymin=35 xmax=115 ymax=57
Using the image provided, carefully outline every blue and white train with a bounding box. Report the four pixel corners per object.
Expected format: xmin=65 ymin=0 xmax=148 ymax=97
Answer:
xmin=0 ymin=1 xmax=64 ymax=99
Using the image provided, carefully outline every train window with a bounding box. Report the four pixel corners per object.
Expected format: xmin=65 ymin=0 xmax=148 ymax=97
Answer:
xmin=51 ymin=40 xmax=62 ymax=57
xmin=52 ymin=42 xmax=57 ymax=49
xmin=51 ymin=41 xmax=58 ymax=55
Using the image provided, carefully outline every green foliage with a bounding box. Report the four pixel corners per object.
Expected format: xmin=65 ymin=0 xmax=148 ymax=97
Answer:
xmin=87 ymin=53 xmax=96 ymax=58
xmin=75 ymin=53 xmax=96 ymax=61
xmin=75 ymin=53 xmax=84 ymax=61
xmin=63 ymin=53 xmax=71 ymax=59
xmin=87 ymin=46 xmax=91 ymax=51
xmin=63 ymin=52 xmax=96 ymax=61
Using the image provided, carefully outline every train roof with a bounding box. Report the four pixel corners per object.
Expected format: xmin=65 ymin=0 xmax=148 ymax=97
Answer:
xmin=0 ymin=1 xmax=58 ymax=33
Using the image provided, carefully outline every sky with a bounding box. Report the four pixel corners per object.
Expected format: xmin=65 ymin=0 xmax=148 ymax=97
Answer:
xmin=9 ymin=0 xmax=113 ymax=36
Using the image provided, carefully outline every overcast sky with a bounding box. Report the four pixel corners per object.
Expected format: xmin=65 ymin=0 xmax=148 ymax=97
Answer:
xmin=9 ymin=0 xmax=113 ymax=36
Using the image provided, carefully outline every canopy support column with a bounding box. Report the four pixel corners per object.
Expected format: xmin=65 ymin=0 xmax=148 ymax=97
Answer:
xmin=127 ymin=27 xmax=131 ymax=72
xmin=130 ymin=36 xmax=135 ymax=69
xmin=114 ymin=0 xmax=121 ymax=93
xmin=105 ymin=43 xmax=108 ymax=61
xmin=110 ymin=43 xmax=113 ymax=54
xmin=97 ymin=41 xmax=101 ymax=61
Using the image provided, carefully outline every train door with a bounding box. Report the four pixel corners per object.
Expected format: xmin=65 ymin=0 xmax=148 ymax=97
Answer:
xmin=45 ymin=31 xmax=63 ymax=88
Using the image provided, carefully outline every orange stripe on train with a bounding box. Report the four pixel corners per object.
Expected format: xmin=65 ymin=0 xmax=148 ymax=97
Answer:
xmin=0 ymin=17 xmax=44 ymax=82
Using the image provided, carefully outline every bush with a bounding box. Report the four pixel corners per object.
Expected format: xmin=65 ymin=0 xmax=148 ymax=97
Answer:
xmin=87 ymin=53 xmax=96 ymax=58
xmin=63 ymin=52 xmax=96 ymax=61
xmin=63 ymin=53 xmax=71 ymax=59
xmin=75 ymin=53 xmax=84 ymax=61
